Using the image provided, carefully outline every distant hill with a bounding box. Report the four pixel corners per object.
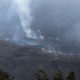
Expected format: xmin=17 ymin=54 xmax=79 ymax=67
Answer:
xmin=0 ymin=40 xmax=80 ymax=80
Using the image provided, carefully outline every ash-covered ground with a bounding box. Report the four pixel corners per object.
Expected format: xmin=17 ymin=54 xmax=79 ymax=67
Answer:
xmin=0 ymin=40 xmax=80 ymax=80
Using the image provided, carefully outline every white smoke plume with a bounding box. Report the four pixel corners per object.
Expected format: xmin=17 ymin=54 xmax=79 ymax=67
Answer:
xmin=14 ymin=0 xmax=44 ymax=40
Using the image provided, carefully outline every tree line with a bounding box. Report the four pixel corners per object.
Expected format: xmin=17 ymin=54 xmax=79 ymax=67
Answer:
xmin=0 ymin=68 xmax=75 ymax=80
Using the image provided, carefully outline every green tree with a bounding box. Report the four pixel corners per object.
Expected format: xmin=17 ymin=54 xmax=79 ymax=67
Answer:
xmin=67 ymin=72 xmax=75 ymax=80
xmin=35 ymin=68 xmax=48 ymax=80
xmin=54 ymin=69 xmax=64 ymax=80
xmin=0 ymin=69 xmax=14 ymax=80
xmin=35 ymin=67 xmax=75 ymax=80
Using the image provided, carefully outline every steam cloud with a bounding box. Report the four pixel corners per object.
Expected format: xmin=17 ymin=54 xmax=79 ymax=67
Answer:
xmin=31 ymin=0 xmax=80 ymax=54
xmin=14 ymin=0 xmax=44 ymax=40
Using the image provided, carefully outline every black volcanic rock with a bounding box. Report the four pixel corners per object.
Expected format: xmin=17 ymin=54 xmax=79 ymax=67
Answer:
xmin=0 ymin=40 xmax=80 ymax=80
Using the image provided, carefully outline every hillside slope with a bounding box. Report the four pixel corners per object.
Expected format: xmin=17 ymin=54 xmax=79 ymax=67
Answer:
xmin=0 ymin=40 xmax=80 ymax=80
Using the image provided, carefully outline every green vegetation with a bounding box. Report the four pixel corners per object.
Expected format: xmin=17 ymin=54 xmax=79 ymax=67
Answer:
xmin=0 ymin=70 xmax=14 ymax=80
xmin=0 ymin=68 xmax=75 ymax=80
xmin=35 ymin=69 xmax=48 ymax=80
xmin=54 ymin=69 xmax=64 ymax=80
xmin=35 ymin=68 xmax=75 ymax=80
xmin=67 ymin=72 xmax=75 ymax=80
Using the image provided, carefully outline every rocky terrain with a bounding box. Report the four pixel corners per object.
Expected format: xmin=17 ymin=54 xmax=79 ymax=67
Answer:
xmin=0 ymin=40 xmax=80 ymax=80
